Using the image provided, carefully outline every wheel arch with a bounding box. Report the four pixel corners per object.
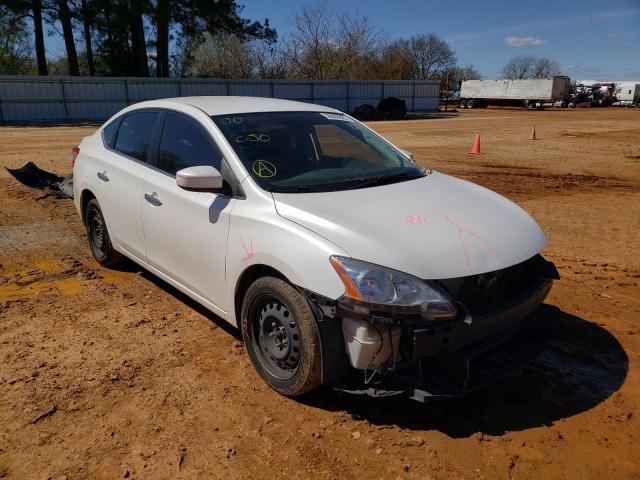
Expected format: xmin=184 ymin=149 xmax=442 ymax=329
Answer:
xmin=80 ymin=189 xmax=97 ymax=224
xmin=234 ymin=263 xmax=289 ymax=330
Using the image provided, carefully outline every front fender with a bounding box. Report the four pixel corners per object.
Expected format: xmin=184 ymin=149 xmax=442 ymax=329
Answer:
xmin=225 ymin=201 xmax=348 ymax=327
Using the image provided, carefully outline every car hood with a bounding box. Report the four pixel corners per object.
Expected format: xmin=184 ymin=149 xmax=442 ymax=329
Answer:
xmin=272 ymin=172 xmax=547 ymax=279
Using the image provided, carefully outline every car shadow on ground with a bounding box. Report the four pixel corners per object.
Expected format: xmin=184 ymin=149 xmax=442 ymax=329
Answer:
xmin=112 ymin=265 xmax=628 ymax=438
xmin=112 ymin=262 xmax=243 ymax=340
xmin=301 ymin=305 xmax=628 ymax=438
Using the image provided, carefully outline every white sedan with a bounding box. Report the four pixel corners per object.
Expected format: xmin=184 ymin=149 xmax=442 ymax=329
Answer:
xmin=73 ymin=96 xmax=558 ymax=401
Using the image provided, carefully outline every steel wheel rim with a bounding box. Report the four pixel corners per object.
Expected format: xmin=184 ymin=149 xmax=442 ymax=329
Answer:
xmin=251 ymin=296 xmax=301 ymax=380
xmin=89 ymin=209 xmax=106 ymax=256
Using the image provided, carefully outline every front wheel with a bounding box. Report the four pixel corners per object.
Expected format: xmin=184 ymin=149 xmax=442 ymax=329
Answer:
xmin=241 ymin=276 xmax=322 ymax=396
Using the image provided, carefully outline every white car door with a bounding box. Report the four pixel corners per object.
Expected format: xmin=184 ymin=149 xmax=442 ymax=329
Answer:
xmin=141 ymin=110 xmax=236 ymax=315
xmin=96 ymin=110 xmax=161 ymax=261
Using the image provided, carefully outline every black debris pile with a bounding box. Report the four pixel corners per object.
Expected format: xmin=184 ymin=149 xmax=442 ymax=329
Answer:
xmin=352 ymin=97 xmax=407 ymax=120
xmin=6 ymin=162 xmax=73 ymax=198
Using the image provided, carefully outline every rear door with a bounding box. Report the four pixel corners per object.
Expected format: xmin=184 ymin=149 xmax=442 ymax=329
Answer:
xmin=96 ymin=110 xmax=161 ymax=261
xmin=141 ymin=111 xmax=236 ymax=314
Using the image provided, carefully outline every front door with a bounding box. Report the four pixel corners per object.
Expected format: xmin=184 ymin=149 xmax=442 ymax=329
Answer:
xmin=141 ymin=111 xmax=235 ymax=315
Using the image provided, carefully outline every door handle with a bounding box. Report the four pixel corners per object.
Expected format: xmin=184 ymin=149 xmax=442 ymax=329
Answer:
xmin=97 ymin=171 xmax=109 ymax=182
xmin=144 ymin=192 xmax=163 ymax=206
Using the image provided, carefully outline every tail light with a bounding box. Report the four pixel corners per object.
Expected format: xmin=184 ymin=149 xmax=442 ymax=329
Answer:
xmin=71 ymin=145 xmax=80 ymax=166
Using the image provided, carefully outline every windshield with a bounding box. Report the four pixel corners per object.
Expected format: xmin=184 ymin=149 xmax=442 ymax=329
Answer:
xmin=211 ymin=111 xmax=423 ymax=192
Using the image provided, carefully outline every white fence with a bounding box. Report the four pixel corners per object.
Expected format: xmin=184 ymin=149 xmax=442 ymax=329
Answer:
xmin=0 ymin=76 xmax=440 ymax=124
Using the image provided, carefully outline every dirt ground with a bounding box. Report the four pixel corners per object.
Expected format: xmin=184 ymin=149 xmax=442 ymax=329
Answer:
xmin=0 ymin=107 xmax=639 ymax=480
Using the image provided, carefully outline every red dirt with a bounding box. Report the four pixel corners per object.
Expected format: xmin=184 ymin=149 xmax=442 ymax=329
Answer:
xmin=1 ymin=108 xmax=639 ymax=479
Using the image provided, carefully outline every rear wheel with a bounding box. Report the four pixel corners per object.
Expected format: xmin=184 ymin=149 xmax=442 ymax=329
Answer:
xmin=241 ymin=276 xmax=322 ymax=396
xmin=84 ymin=198 xmax=123 ymax=266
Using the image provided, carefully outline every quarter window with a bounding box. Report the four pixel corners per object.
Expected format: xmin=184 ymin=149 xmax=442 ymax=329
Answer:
xmin=102 ymin=117 xmax=120 ymax=149
xmin=114 ymin=112 xmax=158 ymax=162
xmin=158 ymin=112 xmax=222 ymax=175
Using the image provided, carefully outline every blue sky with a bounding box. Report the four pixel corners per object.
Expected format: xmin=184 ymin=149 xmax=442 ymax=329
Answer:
xmin=44 ymin=0 xmax=640 ymax=80
xmin=240 ymin=0 xmax=640 ymax=80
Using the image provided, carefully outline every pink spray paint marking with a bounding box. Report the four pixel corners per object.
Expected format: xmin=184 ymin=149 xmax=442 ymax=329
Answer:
xmin=406 ymin=214 xmax=434 ymax=225
xmin=443 ymin=214 xmax=495 ymax=274
xmin=239 ymin=234 xmax=254 ymax=261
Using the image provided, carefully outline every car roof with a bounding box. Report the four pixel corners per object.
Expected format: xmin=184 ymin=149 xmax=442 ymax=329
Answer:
xmin=136 ymin=96 xmax=340 ymax=116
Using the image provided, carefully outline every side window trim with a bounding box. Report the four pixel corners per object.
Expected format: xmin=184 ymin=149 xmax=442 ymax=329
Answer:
xmin=156 ymin=108 xmax=244 ymax=198
xmin=101 ymin=116 xmax=122 ymax=149
xmin=148 ymin=110 xmax=166 ymax=169
xmin=156 ymin=109 xmax=223 ymax=177
xmin=106 ymin=108 xmax=163 ymax=165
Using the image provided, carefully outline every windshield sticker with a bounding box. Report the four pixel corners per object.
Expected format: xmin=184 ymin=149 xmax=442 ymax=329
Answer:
xmin=252 ymin=160 xmax=277 ymax=178
xmin=236 ymin=133 xmax=271 ymax=143
xmin=220 ymin=116 xmax=244 ymax=124
xmin=319 ymin=112 xmax=352 ymax=122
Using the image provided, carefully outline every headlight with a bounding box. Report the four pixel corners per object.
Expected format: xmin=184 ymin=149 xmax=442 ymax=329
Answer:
xmin=330 ymin=256 xmax=457 ymax=320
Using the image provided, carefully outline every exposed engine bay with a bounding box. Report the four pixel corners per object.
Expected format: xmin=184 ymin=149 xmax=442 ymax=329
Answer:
xmin=305 ymin=254 xmax=559 ymax=401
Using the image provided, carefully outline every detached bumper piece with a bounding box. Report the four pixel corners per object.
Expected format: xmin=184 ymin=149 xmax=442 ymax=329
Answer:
xmin=6 ymin=161 xmax=73 ymax=198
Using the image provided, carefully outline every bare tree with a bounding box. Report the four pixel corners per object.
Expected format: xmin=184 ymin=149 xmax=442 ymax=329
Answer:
xmin=251 ymin=40 xmax=291 ymax=79
xmin=406 ymin=33 xmax=456 ymax=80
xmin=500 ymin=55 xmax=561 ymax=79
xmin=530 ymin=57 xmax=561 ymax=78
xmin=288 ymin=2 xmax=381 ymax=79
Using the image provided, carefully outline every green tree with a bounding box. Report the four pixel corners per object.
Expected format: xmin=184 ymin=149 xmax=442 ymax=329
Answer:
xmin=154 ymin=0 xmax=276 ymax=77
xmin=3 ymin=0 xmax=49 ymax=74
xmin=0 ymin=6 xmax=34 ymax=74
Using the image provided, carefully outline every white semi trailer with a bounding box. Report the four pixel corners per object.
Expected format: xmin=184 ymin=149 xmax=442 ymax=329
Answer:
xmin=460 ymin=77 xmax=572 ymax=109
xmin=613 ymin=82 xmax=640 ymax=106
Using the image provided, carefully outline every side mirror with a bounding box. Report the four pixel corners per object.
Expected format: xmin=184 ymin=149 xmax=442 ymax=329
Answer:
xmin=399 ymin=149 xmax=415 ymax=163
xmin=176 ymin=165 xmax=223 ymax=190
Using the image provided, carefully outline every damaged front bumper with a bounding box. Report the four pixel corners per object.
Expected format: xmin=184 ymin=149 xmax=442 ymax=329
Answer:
xmin=305 ymin=257 xmax=558 ymax=402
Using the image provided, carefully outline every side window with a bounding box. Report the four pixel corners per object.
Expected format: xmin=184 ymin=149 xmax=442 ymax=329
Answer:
xmin=157 ymin=112 xmax=222 ymax=175
xmin=102 ymin=117 xmax=121 ymax=149
xmin=114 ymin=112 xmax=158 ymax=162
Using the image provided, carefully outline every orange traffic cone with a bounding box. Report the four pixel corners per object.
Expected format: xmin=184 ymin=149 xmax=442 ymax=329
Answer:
xmin=469 ymin=134 xmax=481 ymax=154
xmin=529 ymin=125 xmax=537 ymax=140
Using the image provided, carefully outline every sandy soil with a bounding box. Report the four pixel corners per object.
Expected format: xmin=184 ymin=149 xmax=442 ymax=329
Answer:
xmin=0 ymin=108 xmax=639 ymax=480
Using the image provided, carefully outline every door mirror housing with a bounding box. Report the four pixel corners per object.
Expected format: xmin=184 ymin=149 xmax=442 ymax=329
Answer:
xmin=399 ymin=148 xmax=414 ymax=162
xmin=176 ymin=165 xmax=223 ymax=190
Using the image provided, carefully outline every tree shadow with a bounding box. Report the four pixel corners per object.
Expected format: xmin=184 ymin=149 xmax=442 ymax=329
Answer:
xmin=301 ymin=304 xmax=628 ymax=438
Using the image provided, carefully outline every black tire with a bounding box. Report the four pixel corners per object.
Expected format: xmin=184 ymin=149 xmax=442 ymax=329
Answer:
xmin=241 ymin=276 xmax=322 ymax=396
xmin=459 ymin=99 xmax=467 ymax=109
xmin=84 ymin=198 xmax=123 ymax=266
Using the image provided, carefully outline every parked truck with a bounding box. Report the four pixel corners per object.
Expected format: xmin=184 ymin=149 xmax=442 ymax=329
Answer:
xmin=460 ymin=76 xmax=572 ymax=109
xmin=613 ymin=82 xmax=640 ymax=106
